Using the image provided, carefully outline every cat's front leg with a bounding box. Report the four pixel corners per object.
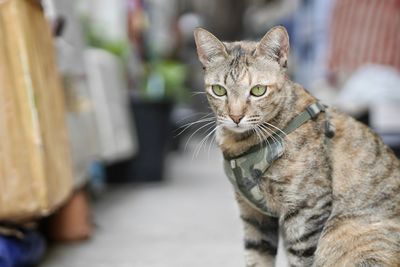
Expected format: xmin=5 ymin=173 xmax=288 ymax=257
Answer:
xmin=236 ymin=193 xmax=279 ymax=267
xmin=281 ymin=195 xmax=332 ymax=267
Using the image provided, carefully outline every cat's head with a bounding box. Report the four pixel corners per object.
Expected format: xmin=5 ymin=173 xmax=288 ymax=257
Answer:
xmin=194 ymin=26 xmax=289 ymax=133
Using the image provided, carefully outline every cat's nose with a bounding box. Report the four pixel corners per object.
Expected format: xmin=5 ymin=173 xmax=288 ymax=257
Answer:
xmin=229 ymin=114 xmax=244 ymax=124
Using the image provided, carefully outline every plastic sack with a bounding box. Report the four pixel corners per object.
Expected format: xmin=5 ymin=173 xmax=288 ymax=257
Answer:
xmin=0 ymin=0 xmax=73 ymax=221
xmin=0 ymin=230 xmax=45 ymax=267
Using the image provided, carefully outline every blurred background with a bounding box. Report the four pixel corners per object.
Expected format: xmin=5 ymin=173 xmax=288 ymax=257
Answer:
xmin=0 ymin=0 xmax=399 ymax=266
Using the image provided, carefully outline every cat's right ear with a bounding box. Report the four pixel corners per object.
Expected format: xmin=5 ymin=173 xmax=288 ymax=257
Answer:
xmin=194 ymin=28 xmax=228 ymax=67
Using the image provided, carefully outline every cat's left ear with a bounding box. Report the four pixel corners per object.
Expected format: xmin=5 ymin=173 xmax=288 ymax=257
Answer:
xmin=255 ymin=26 xmax=289 ymax=69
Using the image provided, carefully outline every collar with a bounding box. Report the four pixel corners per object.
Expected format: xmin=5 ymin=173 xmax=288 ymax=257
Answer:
xmin=223 ymin=102 xmax=326 ymax=217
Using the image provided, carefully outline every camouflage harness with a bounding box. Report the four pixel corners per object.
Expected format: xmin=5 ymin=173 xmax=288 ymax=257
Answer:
xmin=223 ymin=102 xmax=332 ymax=217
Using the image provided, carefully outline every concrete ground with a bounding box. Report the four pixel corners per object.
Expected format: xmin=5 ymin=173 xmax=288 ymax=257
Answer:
xmin=41 ymin=142 xmax=288 ymax=267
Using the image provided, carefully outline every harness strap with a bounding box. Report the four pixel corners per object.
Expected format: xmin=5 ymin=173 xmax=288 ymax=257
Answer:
xmin=282 ymin=102 xmax=325 ymax=135
xmin=223 ymin=102 xmax=329 ymax=217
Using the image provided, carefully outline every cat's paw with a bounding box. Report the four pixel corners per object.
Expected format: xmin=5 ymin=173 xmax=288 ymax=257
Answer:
xmin=244 ymin=250 xmax=274 ymax=267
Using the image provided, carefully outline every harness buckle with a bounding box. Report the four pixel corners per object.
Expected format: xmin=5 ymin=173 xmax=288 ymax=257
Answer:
xmin=324 ymin=120 xmax=336 ymax=138
xmin=230 ymin=160 xmax=236 ymax=169
xmin=306 ymin=102 xmax=325 ymax=119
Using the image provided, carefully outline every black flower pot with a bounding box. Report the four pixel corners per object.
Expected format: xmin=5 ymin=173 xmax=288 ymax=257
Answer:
xmin=106 ymin=99 xmax=172 ymax=183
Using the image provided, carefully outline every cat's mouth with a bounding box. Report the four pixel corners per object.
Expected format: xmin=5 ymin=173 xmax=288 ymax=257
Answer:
xmin=217 ymin=115 xmax=258 ymax=133
xmin=223 ymin=124 xmax=252 ymax=133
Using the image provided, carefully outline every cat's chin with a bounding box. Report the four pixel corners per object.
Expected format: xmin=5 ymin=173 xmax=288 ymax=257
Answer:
xmin=223 ymin=125 xmax=251 ymax=134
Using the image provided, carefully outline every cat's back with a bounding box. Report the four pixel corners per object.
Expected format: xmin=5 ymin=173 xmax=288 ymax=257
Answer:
xmin=314 ymin=109 xmax=400 ymax=266
xmin=328 ymin=109 xmax=400 ymax=216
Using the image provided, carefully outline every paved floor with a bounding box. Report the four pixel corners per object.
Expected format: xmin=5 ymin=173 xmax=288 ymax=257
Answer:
xmin=41 ymin=142 xmax=288 ymax=267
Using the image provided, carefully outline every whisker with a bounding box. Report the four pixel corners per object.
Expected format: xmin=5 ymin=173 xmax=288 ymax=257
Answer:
xmin=190 ymin=91 xmax=207 ymax=96
xmin=251 ymin=126 xmax=260 ymax=143
xmin=255 ymin=125 xmax=272 ymax=157
xmin=175 ymin=117 xmax=215 ymax=136
xmin=251 ymin=128 xmax=261 ymax=159
xmin=193 ymin=125 xmax=218 ymax=159
xmin=259 ymin=123 xmax=287 ymax=144
xmin=175 ymin=112 xmax=213 ymax=124
xmin=250 ymin=127 xmax=262 ymax=154
xmin=184 ymin=120 xmax=216 ymax=151
xmin=179 ymin=113 xmax=215 ymax=127
xmin=207 ymin=126 xmax=219 ymax=159
xmin=263 ymin=121 xmax=288 ymax=137
xmin=259 ymin=124 xmax=283 ymax=147
xmin=194 ymin=124 xmax=215 ymax=155
xmin=193 ymin=127 xmax=217 ymax=157
xmin=259 ymin=124 xmax=292 ymax=152
xmin=177 ymin=117 xmax=214 ymax=128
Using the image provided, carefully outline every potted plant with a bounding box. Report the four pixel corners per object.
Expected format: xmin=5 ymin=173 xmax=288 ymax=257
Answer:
xmin=127 ymin=60 xmax=187 ymax=182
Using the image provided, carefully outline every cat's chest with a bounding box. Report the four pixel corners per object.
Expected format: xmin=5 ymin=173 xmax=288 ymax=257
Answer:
xmin=224 ymin=144 xmax=321 ymax=217
xmin=223 ymin=140 xmax=288 ymax=216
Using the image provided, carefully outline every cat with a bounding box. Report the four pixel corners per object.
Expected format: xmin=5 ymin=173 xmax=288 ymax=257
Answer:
xmin=194 ymin=26 xmax=400 ymax=267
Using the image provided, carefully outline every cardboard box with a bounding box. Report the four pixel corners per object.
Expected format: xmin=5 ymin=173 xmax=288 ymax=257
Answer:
xmin=0 ymin=0 xmax=73 ymax=221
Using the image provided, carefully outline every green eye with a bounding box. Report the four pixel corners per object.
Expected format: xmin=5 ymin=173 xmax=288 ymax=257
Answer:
xmin=211 ymin=85 xmax=227 ymax=96
xmin=250 ymin=85 xmax=267 ymax=97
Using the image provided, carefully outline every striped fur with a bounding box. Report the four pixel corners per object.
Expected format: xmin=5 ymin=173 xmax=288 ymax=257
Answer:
xmin=194 ymin=26 xmax=400 ymax=267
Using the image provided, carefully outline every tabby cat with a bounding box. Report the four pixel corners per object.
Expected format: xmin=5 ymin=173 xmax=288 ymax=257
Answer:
xmin=194 ymin=26 xmax=400 ymax=267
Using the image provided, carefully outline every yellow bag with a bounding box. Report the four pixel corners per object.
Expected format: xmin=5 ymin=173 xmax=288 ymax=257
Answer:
xmin=0 ymin=0 xmax=73 ymax=221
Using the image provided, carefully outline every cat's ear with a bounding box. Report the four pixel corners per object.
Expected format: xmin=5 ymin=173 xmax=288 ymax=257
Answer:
xmin=194 ymin=28 xmax=228 ymax=67
xmin=256 ymin=26 xmax=289 ymax=68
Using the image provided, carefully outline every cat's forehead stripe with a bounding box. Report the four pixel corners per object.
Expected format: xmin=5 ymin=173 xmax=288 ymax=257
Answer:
xmin=229 ymin=44 xmax=245 ymax=57
xmin=225 ymin=44 xmax=253 ymax=86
